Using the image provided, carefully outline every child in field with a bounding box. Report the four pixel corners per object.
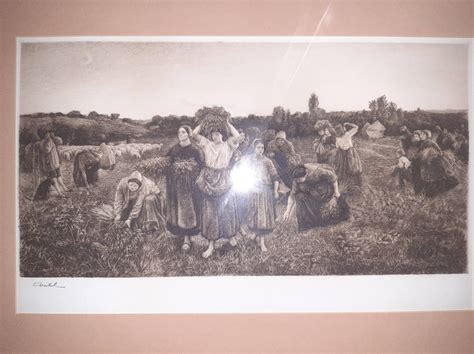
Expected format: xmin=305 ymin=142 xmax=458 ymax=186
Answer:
xmin=391 ymin=148 xmax=411 ymax=188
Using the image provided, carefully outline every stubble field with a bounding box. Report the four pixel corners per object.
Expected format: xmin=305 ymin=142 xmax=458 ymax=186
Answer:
xmin=19 ymin=135 xmax=468 ymax=277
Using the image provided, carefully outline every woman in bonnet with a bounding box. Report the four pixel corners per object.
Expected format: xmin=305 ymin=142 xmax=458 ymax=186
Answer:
xmin=114 ymin=171 xmax=166 ymax=232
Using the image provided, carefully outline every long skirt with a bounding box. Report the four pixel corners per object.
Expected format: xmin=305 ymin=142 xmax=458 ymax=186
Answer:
xmin=235 ymin=192 xmax=249 ymax=227
xmin=247 ymin=184 xmax=276 ymax=236
xmin=413 ymin=153 xmax=458 ymax=197
xmin=419 ymin=176 xmax=458 ymax=198
xmin=294 ymin=182 xmax=350 ymax=232
xmin=121 ymin=194 xmax=166 ymax=232
xmin=332 ymin=148 xmax=362 ymax=184
xmin=166 ymin=170 xmax=200 ymax=236
xmin=197 ymin=167 xmax=238 ymax=240
xmin=315 ymin=142 xmax=335 ymax=163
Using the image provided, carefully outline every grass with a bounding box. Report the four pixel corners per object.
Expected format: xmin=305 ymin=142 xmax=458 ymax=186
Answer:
xmin=19 ymin=135 xmax=468 ymax=276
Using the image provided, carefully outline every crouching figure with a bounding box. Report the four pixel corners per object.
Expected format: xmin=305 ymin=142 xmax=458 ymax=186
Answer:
xmin=283 ymin=163 xmax=350 ymax=232
xmin=114 ymin=171 xmax=166 ymax=232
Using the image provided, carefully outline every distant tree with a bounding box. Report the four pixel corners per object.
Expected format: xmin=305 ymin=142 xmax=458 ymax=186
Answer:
xmin=368 ymin=99 xmax=377 ymax=118
xmin=67 ymin=110 xmax=83 ymax=118
xmin=388 ymin=102 xmax=397 ymax=114
xmin=87 ymin=111 xmax=99 ymax=119
xmin=272 ymin=106 xmax=286 ymax=124
xmin=308 ymin=93 xmax=319 ymax=117
xmin=368 ymin=95 xmax=401 ymax=124
xmin=375 ymin=95 xmax=389 ymax=120
xmin=151 ymin=115 xmax=163 ymax=125
xmin=269 ymin=106 xmax=287 ymax=133
xmin=397 ymin=108 xmax=404 ymax=120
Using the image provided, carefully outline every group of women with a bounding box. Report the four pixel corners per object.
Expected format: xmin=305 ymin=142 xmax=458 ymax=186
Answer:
xmin=312 ymin=122 xmax=363 ymax=186
xmin=33 ymin=117 xmax=462 ymax=258
xmin=116 ymin=119 xmax=351 ymax=258
xmin=313 ymin=121 xmax=461 ymax=198
xmin=399 ymin=127 xmax=459 ymax=197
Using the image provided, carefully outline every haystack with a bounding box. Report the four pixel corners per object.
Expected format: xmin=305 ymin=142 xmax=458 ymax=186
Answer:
xmin=361 ymin=120 xmax=386 ymax=139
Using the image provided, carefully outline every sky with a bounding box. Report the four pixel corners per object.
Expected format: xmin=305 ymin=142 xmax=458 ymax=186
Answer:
xmin=19 ymin=40 xmax=469 ymax=120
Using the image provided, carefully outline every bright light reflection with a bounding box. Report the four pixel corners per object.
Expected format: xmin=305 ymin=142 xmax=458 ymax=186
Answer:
xmin=231 ymin=162 xmax=258 ymax=193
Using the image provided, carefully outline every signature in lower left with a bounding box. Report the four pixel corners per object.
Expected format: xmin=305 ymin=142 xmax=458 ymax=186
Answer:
xmin=33 ymin=281 xmax=66 ymax=289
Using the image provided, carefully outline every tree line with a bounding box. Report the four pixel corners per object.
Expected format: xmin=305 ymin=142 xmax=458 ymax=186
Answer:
xmin=20 ymin=94 xmax=468 ymax=146
xmin=149 ymin=94 xmax=467 ymax=138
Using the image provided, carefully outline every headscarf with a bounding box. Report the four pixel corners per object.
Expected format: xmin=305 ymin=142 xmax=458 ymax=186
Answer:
xmin=292 ymin=165 xmax=307 ymax=179
xmin=179 ymin=125 xmax=193 ymax=138
xmin=252 ymin=138 xmax=264 ymax=149
xmin=423 ymin=130 xmax=432 ymax=139
xmin=127 ymin=171 xmax=143 ymax=188
xmin=275 ymin=131 xmax=287 ymax=140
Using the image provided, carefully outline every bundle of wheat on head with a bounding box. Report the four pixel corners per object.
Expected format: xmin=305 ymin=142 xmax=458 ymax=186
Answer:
xmin=195 ymin=106 xmax=232 ymax=139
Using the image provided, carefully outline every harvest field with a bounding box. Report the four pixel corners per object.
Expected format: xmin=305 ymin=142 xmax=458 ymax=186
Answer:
xmin=19 ymin=135 xmax=467 ymax=277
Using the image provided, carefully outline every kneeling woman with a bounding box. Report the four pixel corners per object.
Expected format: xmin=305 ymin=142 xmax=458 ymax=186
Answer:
xmin=283 ymin=164 xmax=350 ymax=231
xmin=114 ymin=171 xmax=166 ymax=232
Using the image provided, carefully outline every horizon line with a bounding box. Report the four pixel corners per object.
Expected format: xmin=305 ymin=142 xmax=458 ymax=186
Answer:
xmin=19 ymin=107 xmax=469 ymax=120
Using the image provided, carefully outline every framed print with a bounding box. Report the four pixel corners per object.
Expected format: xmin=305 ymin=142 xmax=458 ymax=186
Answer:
xmin=2 ymin=0 xmax=473 ymax=352
xmin=15 ymin=36 xmax=472 ymax=315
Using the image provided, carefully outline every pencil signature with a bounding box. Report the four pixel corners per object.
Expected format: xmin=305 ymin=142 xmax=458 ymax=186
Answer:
xmin=33 ymin=281 xmax=66 ymax=289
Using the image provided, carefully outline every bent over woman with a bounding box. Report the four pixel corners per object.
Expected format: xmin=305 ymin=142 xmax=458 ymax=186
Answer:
xmin=114 ymin=171 xmax=166 ymax=232
xmin=73 ymin=149 xmax=101 ymax=192
xmin=283 ymin=163 xmax=350 ymax=232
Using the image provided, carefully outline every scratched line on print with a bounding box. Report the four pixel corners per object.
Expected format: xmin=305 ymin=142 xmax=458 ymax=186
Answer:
xmin=18 ymin=40 xmax=469 ymax=277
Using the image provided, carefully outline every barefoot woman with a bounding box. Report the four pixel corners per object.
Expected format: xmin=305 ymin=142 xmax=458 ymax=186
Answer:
xmin=193 ymin=119 xmax=240 ymax=258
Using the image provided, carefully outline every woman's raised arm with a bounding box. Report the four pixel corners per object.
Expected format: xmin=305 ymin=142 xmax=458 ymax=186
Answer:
xmin=192 ymin=124 xmax=208 ymax=146
xmin=192 ymin=124 xmax=202 ymax=136
xmin=227 ymin=119 xmax=240 ymax=138
xmin=226 ymin=119 xmax=240 ymax=146
xmin=344 ymin=123 xmax=358 ymax=137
